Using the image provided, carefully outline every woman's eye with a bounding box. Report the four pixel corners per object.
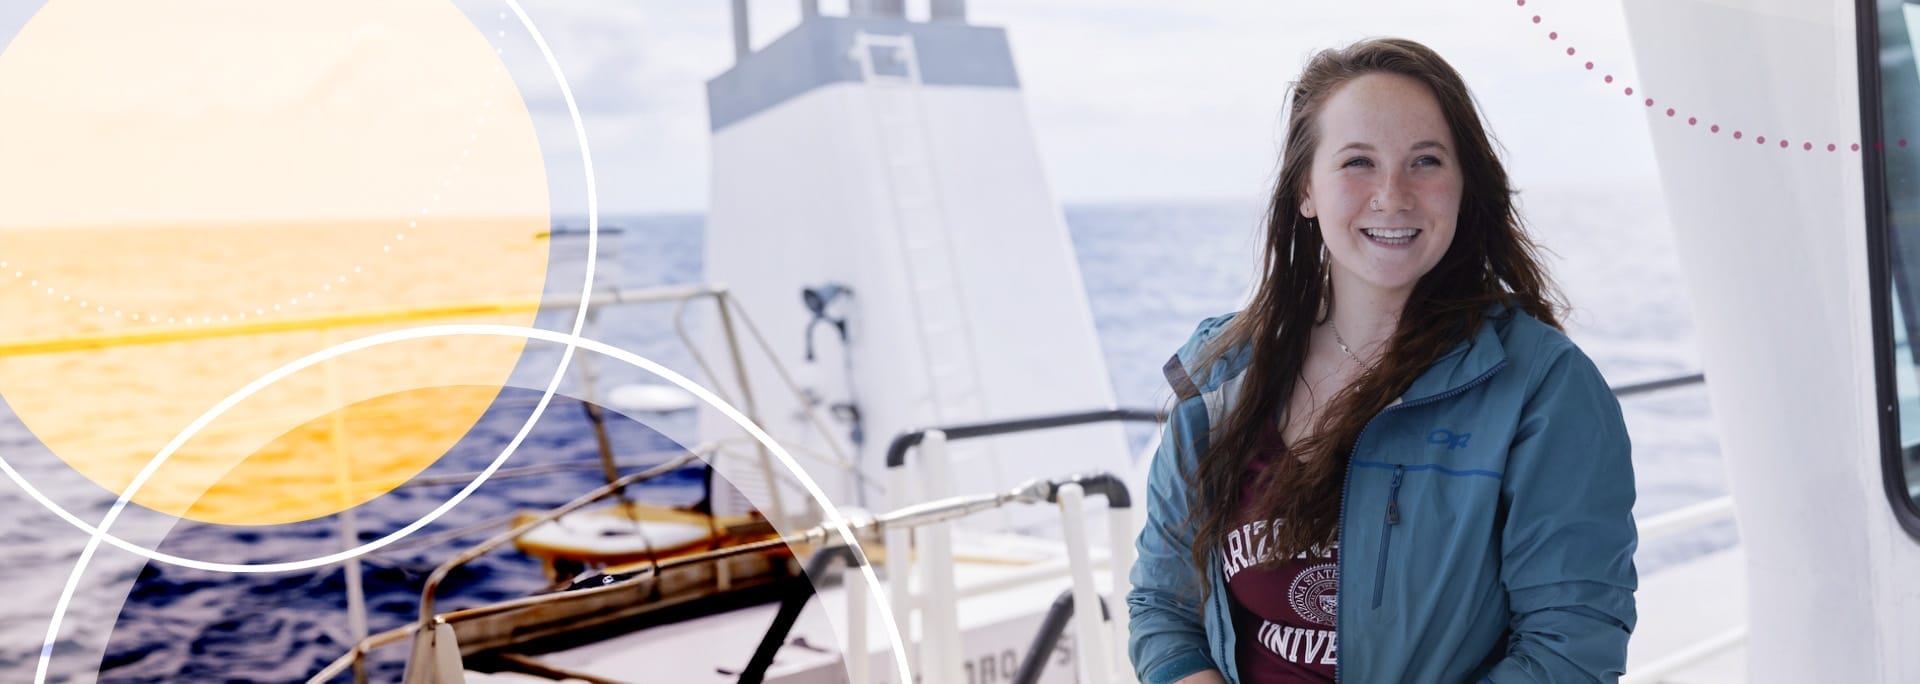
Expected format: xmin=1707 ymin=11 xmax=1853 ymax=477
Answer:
xmin=1414 ymin=155 xmax=1444 ymax=167
xmin=1341 ymin=157 xmax=1372 ymax=168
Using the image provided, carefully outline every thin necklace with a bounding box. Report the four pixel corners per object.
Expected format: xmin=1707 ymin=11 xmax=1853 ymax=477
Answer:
xmin=1330 ymin=321 xmax=1371 ymax=367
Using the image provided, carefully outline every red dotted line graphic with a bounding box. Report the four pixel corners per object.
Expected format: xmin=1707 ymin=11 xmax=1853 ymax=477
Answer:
xmin=1516 ymin=0 xmax=1885 ymax=153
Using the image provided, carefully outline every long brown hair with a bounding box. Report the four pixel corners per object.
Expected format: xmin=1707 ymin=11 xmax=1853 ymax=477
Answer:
xmin=1183 ymin=38 xmax=1564 ymax=592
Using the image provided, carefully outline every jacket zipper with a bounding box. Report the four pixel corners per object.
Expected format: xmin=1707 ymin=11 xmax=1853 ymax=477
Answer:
xmin=1333 ymin=358 xmax=1507 ymax=684
xmin=1372 ymin=465 xmax=1405 ymax=608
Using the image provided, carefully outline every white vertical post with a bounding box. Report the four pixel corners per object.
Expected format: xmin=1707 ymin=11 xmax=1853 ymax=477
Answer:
xmin=930 ymin=0 xmax=966 ymax=22
xmin=1108 ymin=506 xmax=1137 ymax=680
xmin=340 ymin=510 xmax=369 ymax=684
xmin=401 ymin=618 xmax=465 ymax=684
xmin=919 ymin=430 xmax=963 ymax=683
xmin=729 ymin=0 xmax=750 ymax=60
xmin=884 ymin=465 xmax=918 ymax=676
xmin=851 ymin=0 xmax=905 ymax=18
xmin=843 ymin=559 xmax=871 ymax=684
xmin=1057 ymin=483 xmax=1114 ymax=683
xmin=320 ymin=326 xmax=370 ymax=683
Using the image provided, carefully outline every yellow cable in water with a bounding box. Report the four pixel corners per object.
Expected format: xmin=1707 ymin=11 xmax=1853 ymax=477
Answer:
xmin=0 ymin=298 xmax=546 ymax=357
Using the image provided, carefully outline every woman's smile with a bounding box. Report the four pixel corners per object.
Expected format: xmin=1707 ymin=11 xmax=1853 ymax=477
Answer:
xmin=1357 ymin=226 xmax=1422 ymax=247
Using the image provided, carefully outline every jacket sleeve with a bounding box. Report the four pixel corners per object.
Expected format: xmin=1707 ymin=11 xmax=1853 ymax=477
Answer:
xmin=1484 ymin=344 xmax=1638 ymax=683
xmin=1127 ymin=398 xmax=1219 ymax=684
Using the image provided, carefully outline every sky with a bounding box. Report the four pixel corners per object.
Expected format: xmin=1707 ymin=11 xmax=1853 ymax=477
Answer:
xmin=497 ymin=0 xmax=1665 ymax=215
xmin=0 ymin=0 xmax=1665 ymax=217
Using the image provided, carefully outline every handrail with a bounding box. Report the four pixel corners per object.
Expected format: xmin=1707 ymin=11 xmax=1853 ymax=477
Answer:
xmin=305 ymin=621 xmax=422 ymax=683
xmin=1611 ymin=372 xmax=1706 ymax=397
xmin=416 ymin=453 xmax=703 ymax=634
xmin=397 ymin=453 xmax=692 ymax=488
xmin=729 ymin=472 xmax=1131 ymax=683
xmin=306 ymin=556 xmax=691 ymax=684
xmin=407 ymin=477 xmax=1072 ymax=682
xmin=874 ymin=370 xmax=1699 ymax=473
xmin=738 ymin=546 xmax=859 ymax=682
xmin=884 ymin=407 xmax=1167 ymax=468
xmin=307 ymin=452 xmax=710 ymax=682
xmin=1616 ymin=496 xmax=1741 ymax=683
xmin=1014 ymin=588 xmax=1109 ymax=684
xmin=0 ymin=284 xmax=726 ymax=357
xmin=1638 ymin=495 xmax=1736 ymax=541
xmin=1621 ymin=626 xmax=1747 ymax=684
xmin=381 ymin=460 xmax=712 ymax=554
xmin=1045 ymin=470 xmax=1133 ymax=508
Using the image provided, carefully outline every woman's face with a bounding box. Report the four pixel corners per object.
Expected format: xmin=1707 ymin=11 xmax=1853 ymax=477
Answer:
xmin=1300 ymin=72 xmax=1463 ymax=303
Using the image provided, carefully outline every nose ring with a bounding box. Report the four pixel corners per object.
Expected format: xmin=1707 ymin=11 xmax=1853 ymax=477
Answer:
xmin=1369 ymin=198 xmax=1381 ymax=212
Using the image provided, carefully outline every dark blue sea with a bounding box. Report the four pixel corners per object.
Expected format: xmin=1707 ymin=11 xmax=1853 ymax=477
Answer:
xmin=0 ymin=191 xmax=1729 ymax=682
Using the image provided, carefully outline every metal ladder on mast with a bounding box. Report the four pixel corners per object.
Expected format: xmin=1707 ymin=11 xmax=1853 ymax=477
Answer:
xmin=847 ymin=31 xmax=989 ymax=429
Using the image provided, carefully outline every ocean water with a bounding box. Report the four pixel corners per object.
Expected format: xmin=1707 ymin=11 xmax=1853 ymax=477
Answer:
xmin=0 ymin=189 xmax=1729 ymax=682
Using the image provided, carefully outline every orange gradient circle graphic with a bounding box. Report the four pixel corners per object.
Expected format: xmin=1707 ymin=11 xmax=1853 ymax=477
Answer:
xmin=0 ymin=0 xmax=551 ymax=525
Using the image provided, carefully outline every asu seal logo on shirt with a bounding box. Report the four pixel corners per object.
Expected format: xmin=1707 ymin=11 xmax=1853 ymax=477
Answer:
xmin=1288 ymin=562 xmax=1339 ymax=627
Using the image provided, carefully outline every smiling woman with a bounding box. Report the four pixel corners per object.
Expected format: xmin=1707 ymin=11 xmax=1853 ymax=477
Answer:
xmin=1126 ymin=38 xmax=1638 ymax=684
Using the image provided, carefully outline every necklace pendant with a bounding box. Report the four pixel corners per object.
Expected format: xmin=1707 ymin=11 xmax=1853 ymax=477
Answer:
xmin=1331 ymin=322 xmax=1367 ymax=366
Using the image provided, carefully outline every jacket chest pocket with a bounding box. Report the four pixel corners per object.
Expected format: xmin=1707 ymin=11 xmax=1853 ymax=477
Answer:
xmin=1371 ymin=464 xmax=1405 ymax=609
xmin=1349 ymin=460 xmax=1505 ymax=620
xmin=1345 ymin=461 xmax=1407 ymax=617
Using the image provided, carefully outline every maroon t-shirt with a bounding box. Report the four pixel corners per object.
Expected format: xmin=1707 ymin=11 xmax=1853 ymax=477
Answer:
xmin=1220 ymin=423 xmax=1339 ymax=683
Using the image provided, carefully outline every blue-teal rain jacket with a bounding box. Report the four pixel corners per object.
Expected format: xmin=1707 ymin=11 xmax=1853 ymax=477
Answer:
xmin=1127 ymin=308 xmax=1637 ymax=683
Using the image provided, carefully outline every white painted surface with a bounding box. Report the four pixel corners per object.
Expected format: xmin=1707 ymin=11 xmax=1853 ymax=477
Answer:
xmin=700 ymin=75 xmax=1130 ymax=534
xmin=1623 ymin=1 xmax=1919 ymax=681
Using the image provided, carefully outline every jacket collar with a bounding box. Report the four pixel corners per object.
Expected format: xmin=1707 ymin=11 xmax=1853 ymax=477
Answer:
xmin=1396 ymin=307 xmax=1511 ymax=404
xmin=1179 ymin=305 xmax=1516 ymax=403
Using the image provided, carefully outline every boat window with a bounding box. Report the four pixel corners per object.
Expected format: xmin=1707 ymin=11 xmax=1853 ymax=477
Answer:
xmin=1893 ymin=291 xmax=1920 ymax=501
xmin=1868 ymin=0 xmax=1920 ymax=534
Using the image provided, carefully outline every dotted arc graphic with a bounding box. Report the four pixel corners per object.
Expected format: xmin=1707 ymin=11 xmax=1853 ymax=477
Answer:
xmin=1515 ymin=0 xmax=1880 ymax=153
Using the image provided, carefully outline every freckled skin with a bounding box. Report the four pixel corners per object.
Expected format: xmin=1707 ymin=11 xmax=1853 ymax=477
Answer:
xmin=1299 ymin=73 xmax=1463 ymax=306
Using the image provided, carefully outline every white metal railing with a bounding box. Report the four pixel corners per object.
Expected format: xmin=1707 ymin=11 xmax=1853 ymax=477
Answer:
xmin=1622 ymin=626 xmax=1748 ymax=684
xmin=738 ymin=467 xmax=1132 ymax=684
xmin=1629 ymin=494 xmax=1741 ymax=682
xmin=305 ymin=463 xmax=1135 ymax=683
xmin=1638 ymin=495 xmax=1736 ymax=541
xmin=1610 ymin=372 xmax=1745 ymax=681
xmin=865 ymin=429 xmax=1136 ymax=684
xmin=1056 ymin=482 xmax=1121 ymax=683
